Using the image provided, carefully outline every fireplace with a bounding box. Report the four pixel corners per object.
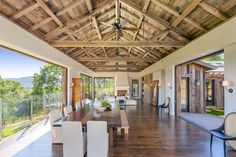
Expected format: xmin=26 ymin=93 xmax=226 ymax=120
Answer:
xmin=117 ymin=90 xmax=127 ymax=96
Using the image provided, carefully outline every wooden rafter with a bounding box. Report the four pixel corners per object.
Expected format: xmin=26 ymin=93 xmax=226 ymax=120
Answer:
xmin=128 ymin=0 xmax=151 ymax=56
xmin=35 ymin=0 xmax=80 ymax=41
xmin=89 ymin=65 xmax=147 ymax=68
xmin=171 ymin=0 xmax=203 ymax=27
xmin=199 ymin=2 xmax=228 ymax=21
xmin=52 ymin=40 xmax=186 ymax=48
xmin=78 ymin=58 xmax=157 ymax=62
xmin=11 ymin=3 xmax=40 ymax=20
xmin=56 ymin=1 xmax=85 ymax=16
xmin=151 ymin=0 xmax=206 ymax=31
xmin=120 ymin=0 xmax=190 ymax=40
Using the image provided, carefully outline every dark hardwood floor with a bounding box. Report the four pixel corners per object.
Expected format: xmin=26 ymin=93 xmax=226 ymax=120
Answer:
xmin=15 ymin=101 xmax=236 ymax=157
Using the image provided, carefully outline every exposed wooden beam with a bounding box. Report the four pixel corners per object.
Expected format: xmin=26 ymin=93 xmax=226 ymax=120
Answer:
xmin=77 ymin=57 xmax=157 ymax=62
xmin=85 ymin=0 xmax=93 ymax=13
xmin=172 ymin=0 xmax=203 ymax=27
xmin=11 ymin=3 xmax=40 ymax=20
xmin=67 ymin=0 xmax=115 ymax=27
xmin=92 ymin=16 xmax=102 ymax=39
xmin=89 ymin=65 xmax=146 ymax=68
xmin=52 ymin=40 xmax=186 ymax=48
xmin=151 ymin=0 xmax=206 ymax=31
xmin=120 ymin=0 xmax=190 ymax=40
xmin=199 ymin=2 xmax=228 ymax=21
xmin=35 ymin=0 xmax=81 ymax=41
xmin=30 ymin=17 xmax=51 ymax=31
xmin=128 ymin=0 xmax=151 ymax=56
xmin=94 ymin=69 xmax=140 ymax=72
xmin=30 ymin=0 xmax=87 ymax=31
xmin=36 ymin=0 xmax=63 ymax=27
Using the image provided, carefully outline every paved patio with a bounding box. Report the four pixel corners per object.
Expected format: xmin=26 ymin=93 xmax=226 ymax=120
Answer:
xmin=181 ymin=112 xmax=224 ymax=131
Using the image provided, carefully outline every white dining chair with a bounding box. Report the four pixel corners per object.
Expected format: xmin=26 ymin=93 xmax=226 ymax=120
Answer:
xmin=48 ymin=109 xmax=63 ymax=144
xmin=62 ymin=121 xmax=87 ymax=157
xmin=87 ymin=121 xmax=108 ymax=157
xmin=75 ymin=102 xmax=81 ymax=111
xmin=64 ymin=105 xmax=72 ymax=117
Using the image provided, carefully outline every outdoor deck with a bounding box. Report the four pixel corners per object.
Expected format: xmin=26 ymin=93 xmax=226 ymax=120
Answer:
xmin=14 ymin=102 xmax=235 ymax=157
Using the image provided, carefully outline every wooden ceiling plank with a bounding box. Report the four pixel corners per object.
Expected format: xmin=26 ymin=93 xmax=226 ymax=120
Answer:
xmin=89 ymin=65 xmax=146 ymax=68
xmin=94 ymin=69 xmax=140 ymax=72
xmin=52 ymin=40 xmax=186 ymax=48
xmin=36 ymin=0 xmax=63 ymax=27
xmin=67 ymin=0 xmax=115 ymax=27
xmin=78 ymin=58 xmax=157 ymax=62
xmin=171 ymin=0 xmax=203 ymax=28
xmin=151 ymin=0 xmax=206 ymax=31
xmin=30 ymin=17 xmax=52 ymax=31
xmin=56 ymin=1 xmax=85 ymax=16
xmin=128 ymin=0 xmax=151 ymax=57
xmin=199 ymin=2 xmax=228 ymax=21
xmin=86 ymin=0 xmax=103 ymax=40
xmin=11 ymin=3 xmax=40 ymax=20
xmin=120 ymin=0 xmax=190 ymax=40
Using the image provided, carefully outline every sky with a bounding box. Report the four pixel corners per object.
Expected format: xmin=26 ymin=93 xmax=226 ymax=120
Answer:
xmin=0 ymin=48 xmax=46 ymax=78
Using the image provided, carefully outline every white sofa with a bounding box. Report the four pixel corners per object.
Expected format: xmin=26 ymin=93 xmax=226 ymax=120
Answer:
xmin=126 ymin=99 xmax=137 ymax=106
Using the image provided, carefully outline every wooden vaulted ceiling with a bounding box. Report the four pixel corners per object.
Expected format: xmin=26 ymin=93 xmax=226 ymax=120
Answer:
xmin=0 ymin=0 xmax=236 ymax=72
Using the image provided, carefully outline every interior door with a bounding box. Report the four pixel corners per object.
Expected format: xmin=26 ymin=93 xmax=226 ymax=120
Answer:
xmin=132 ymin=80 xmax=139 ymax=97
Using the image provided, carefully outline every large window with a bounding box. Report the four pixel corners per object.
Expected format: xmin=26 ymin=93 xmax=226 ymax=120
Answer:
xmin=94 ymin=77 xmax=115 ymax=97
xmin=0 ymin=47 xmax=65 ymax=140
xmin=81 ymin=73 xmax=92 ymax=99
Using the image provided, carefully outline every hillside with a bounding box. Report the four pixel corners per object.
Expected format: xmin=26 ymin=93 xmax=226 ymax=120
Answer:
xmin=6 ymin=76 xmax=33 ymax=89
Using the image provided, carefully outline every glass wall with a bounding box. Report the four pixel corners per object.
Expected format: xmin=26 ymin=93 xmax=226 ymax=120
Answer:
xmin=94 ymin=77 xmax=115 ymax=97
xmin=81 ymin=73 xmax=92 ymax=99
xmin=0 ymin=47 xmax=65 ymax=140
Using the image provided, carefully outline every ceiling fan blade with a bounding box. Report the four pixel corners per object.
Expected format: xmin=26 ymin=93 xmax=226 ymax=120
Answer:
xmin=120 ymin=18 xmax=129 ymax=26
xmin=122 ymin=27 xmax=139 ymax=31
xmin=100 ymin=22 xmax=113 ymax=27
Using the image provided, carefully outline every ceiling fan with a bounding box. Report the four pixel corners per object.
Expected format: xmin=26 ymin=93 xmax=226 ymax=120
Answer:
xmin=100 ymin=0 xmax=138 ymax=39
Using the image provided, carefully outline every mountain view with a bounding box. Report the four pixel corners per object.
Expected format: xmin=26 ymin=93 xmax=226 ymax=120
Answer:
xmin=6 ymin=76 xmax=33 ymax=89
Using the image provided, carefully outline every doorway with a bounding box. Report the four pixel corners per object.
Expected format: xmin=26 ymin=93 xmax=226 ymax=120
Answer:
xmin=180 ymin=78 xmax=189 ymax=112
xmin=131 ymin=80 xmax=139 ymax=97
xmin=152 ymin=80 xmax=159 ymax=106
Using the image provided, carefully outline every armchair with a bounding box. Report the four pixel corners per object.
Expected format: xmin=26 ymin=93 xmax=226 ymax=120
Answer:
xmin=210 ymin=112 xmax=236 ymax=157
xmin=158 ymin=97 xmax=170 ymax=116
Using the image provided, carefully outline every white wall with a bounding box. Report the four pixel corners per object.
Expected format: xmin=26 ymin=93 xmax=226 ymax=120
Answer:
xmin=141 ymin=16 xmax=236 ymax=115
xmin=0 ymin=15 xmax=94 ymax=105
xmin=224 ymin=44 xmax=236 ymax=115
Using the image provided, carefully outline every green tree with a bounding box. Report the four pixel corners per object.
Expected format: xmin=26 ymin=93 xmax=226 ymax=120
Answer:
xmin=31 ymin=64 xmax=62 ymax=113
xmin=204 ymin=55 xmax=224 ymax=61
xmin=32 ymin=64 xmax=62 ymax=95
xmin=0 ymin=76 xmax=24 ymax=124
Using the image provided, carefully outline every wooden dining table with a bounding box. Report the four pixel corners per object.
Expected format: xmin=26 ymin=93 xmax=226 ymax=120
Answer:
xmin=53 ymin=101 xmax=121 ymax=146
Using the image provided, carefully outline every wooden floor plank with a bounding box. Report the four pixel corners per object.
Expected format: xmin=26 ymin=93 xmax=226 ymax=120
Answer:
xmin=14 ymin=101 xmax=236 ymax=157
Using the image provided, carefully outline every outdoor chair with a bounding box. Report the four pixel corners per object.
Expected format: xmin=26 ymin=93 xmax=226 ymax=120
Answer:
xmin=210 ymin=112 xmax=236 ymax=157
xmin=62 ymin=121 xmax=87 ymax=157
xmin=158 ymin=97 xmax=170 ymax=116
xmin=87 ymin=121 xmax=108 ymax=157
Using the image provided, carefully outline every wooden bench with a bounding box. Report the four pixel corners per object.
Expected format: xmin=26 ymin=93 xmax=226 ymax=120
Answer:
xmin=118 ymin=110 xmax=129 ymax=134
